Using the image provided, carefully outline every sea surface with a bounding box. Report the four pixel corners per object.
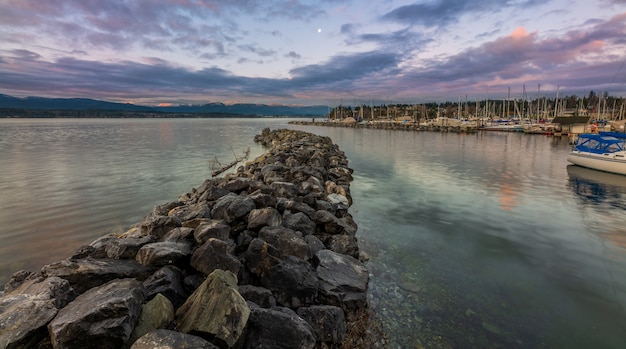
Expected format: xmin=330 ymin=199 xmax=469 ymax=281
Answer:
xmin=1 ymin=118 xmax=625 ymax=348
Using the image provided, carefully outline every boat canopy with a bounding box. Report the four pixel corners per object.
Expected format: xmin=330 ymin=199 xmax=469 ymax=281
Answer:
xmin=574 ymin=133 xmax=626 ymax=154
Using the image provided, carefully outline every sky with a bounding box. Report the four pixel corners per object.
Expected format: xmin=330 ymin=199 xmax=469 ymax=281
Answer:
xmin=1 ymin=0 xmax=626 ymax=106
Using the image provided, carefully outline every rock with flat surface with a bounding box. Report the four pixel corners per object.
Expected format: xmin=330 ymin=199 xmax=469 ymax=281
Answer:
xmin=243 ymin=306 xmax=315 ymax=349
xmin=0 ymin=275 xmax=73 ymax=349
xmin=48 ymin=278 xmax=145 ymax=349
xmin=41 ymin=258 xmax=148 ymax=294
xmin=135 ymin=241 xmax=192 ymax=268
xmin=128 ymin=293 xmax=174 ymax=345
xmin=315 ymin=249 xmax=369 ymax=313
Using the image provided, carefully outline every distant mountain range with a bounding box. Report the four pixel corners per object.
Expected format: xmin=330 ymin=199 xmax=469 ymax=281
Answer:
xmin=0 ymin=94 xmax=329 ymax=116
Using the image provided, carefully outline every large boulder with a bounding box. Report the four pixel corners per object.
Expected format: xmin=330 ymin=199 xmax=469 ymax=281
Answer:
xmin=48 ymin=278 xmax=146 ymax=349
xmin=190 ymin=238 xmax=241 ymax=276
xmin=247 ymin=207 xmax=282 ymax=230
xmin=175 ymin=270 xmax=250 ymax=348
xmin=314 ymin=249 xmax=369 ymax=313
xmin=258 ymin=226 xmax=310 ymax=261
xmin=211 ymin=193 xmax=255 ymax=224
xmin=243 ymin=306 xmax=315 ymax=349
xmin=259 ymin=256 xmax=319 ymax=308
xmin=105 ymin=236 xmax=155 ymax=259
xmin=41 ymin=258 xmax=148 ymax=294
xmin=135 ymin=241 xmax=192 ymax=268
xmin=193 ymin=219 xmax=231 ymax=244
xmin=0 ymin=275 xmax=73 ymax=349
xmin=297 ymin=305 xmax=346 ymax=344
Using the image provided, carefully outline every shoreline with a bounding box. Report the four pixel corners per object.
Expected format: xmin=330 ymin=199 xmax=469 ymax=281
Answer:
xmin=0 ymin=128 xmax=381 ymax=349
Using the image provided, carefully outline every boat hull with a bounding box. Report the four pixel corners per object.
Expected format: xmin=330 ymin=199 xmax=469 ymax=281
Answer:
xmin=567 ymin=151 xmax=626 ymax=176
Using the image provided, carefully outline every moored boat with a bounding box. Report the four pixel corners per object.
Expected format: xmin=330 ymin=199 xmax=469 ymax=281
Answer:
xmin=567 ymin=132 xmax=626 ymax=175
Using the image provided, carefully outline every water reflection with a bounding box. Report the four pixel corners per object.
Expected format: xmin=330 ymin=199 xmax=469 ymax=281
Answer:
xmin=567 ymin=165 xmax=626 ymax=208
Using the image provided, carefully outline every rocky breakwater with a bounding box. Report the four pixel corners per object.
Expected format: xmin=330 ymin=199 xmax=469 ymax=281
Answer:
xmin=0 ymin=128 xmax=370 ymax=349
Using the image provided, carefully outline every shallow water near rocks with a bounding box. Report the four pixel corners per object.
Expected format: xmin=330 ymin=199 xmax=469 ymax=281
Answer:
xmin=1 ymin=118 xmax=625 ymax=348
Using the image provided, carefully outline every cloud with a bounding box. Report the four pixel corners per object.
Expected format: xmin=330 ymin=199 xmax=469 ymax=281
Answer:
xmin=380 ymin=0 xmax=543 ymax=28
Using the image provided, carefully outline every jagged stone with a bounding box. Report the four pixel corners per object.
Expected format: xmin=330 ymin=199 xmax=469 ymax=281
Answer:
xmin=193 ymin=219 xmax=231 ymax=244
xmin=130 ymin=329 xmax=219 ymax=349
xmin=247 ymin=207 xmax=282 ymax=230
xmin=135 ymin=241 xmax=192 ymax=268
xmin=277 ymin=198 xmax=316 ymax=217
xmin=311 ymin=210 xmax=356 ymax=235
xmin=128 ymin=293 xmax=174 ymax=345
xmin=238 ymin=285 xmax=276 ymax=308
xmin=327 ymin=234 xmax=360 ymax=258
xmin=260 ymin=255 xmax=318 ymax=308
xmin=249 ymin=190 xmax=277 ymax=209
xmin=176 ymin=270 xmax=249 ymax=348
xmin=259 ymin=226 xmax=310 ymax=261
xmin=244 ymin=238 xmax=283 ymax=278
xmin=297 ymin=305 xmax=346 ymax=344
xmin=269 ymin=181 xmax=298 ymax=199
xmin=41 ymin=258 xmax=148 ymax=294
xmin=142 ymin=265 xmax=187 ymax=308
xmin=315 ymin=250 xmax=369 ymax=314
xmin=0 ymin=276 xmax=73 ymax=349
xmin=304 ymin=235 xmax=325 ymax=257
xmin=106 ymin=236 xmax=155 ymax=259
xmin=211 ymin=193 xmax=255 ymax=223
xmin=140 ymin=215 xmax=182 ymax=240
xmin=282 ymin=211 xmax=316 ymax=236
xmin=48 ymin=278 xmax=145 ymax=349
xmin=167 ymin=202 xmax=211 ymax=222
xmin=160 ymin=227 xmax=195 ymax=242
xmin=190 ymin=238 xmax=241 ymax=276
xmin=243 ymin=306 xmax=315 ymax=349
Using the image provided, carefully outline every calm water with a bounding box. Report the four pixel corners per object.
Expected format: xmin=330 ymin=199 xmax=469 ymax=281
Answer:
xmin=1 ymin=119 xmax=625 ymax=348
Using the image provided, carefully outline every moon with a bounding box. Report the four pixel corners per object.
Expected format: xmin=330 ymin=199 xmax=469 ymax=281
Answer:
xmin=317 ymin=28 xmax=322 ymax=33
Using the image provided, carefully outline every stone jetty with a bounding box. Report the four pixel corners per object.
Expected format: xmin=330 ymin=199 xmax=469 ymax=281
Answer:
xmin=0 ymin=128 xmax=370 ymax=349
xmin=290 ymin=119 xmax=478 ymax=133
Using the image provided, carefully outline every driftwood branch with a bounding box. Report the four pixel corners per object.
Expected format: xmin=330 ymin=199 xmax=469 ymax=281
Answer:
xmin=209 ymin=147 xmax=250 ymax=177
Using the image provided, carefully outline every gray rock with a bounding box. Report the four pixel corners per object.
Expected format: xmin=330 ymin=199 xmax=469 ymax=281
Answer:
xmin=106 ymin=236 xmax=155 ymax=259
xmin=243 ymin=306 xmax=315 ymax=349
xmin=193 ymin=219 xmax=231 ymax=244
xmin=48 ymin=278 xmax=145 ymax=349
xmin=176 ymin=270 xmax=249 ymax=348
xmin=238 ymin=285 xmax=276 ymax=308
xmin=249 ymin=190 xmax=277 ymax=209
xmin=311 ymin=210 xmax=356 ymax=235
xmin=282 ymin=211 xmax=316 ymax=236
xmin=128 ymin=293 xmax=174 ymax=345
xmin=0 ymin=276 xmax=73 ymax=349
xmin=297 ymin=305 xmax=346 ymax=344
xmin=259 ymin=226 xmax=310 ymax=261
xmin=304 ymin=235 xmax=325 ymax=257
xmin=140 ymin=215 xmax=182 ymax=240
xmin=190 ymin=238 xmax=241 ymax=276
xmin=327 ymin=234 xmax=359 ymax=258
xmin=166 ymin=202 xmax=211 ymax=222
xmin=135 ymin=241 xmax=192 ymax=268
xmin=42 ymin=258 xmax=148 ymax=294
xmin=221 ymin=177 xmax=251 ymax=192
xmin=211 ymin=193 xmax=255 ymax=223
xmin=142 ymin=266 xmax=187 ymax=308
xmin=260 ymin=256 xmax=318 ymax=308
xmin=315 ymin=250 xmax=369 ymax=313
xmin=130 ymin=329 xmax=219 ymax=349
xmin=243 ymin=238 xmax=283 ymax=278
xmin=276 ymin=198 xmax=316 ymax=217
xmin=269 ymin=181 xmax=298 ymax=199
xmin=247 ymin=207 xmax=282 ymax=230
xmin=160 ymin=227 xmax=195 ymax=242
